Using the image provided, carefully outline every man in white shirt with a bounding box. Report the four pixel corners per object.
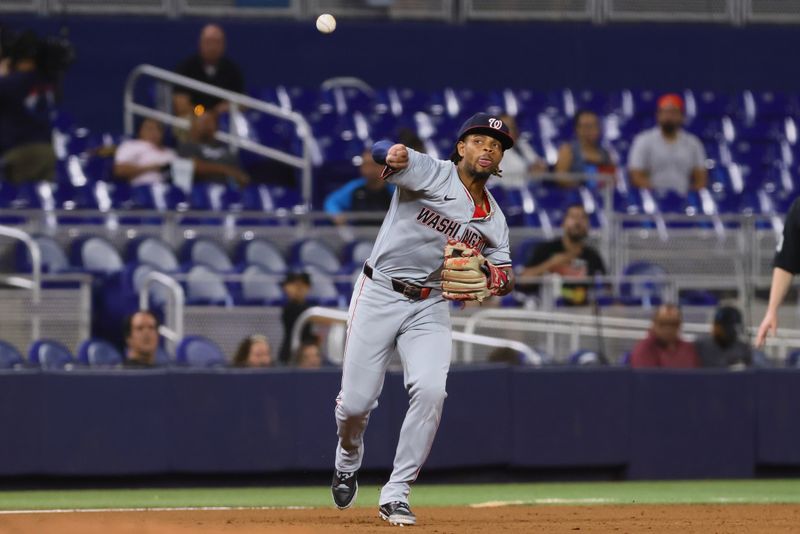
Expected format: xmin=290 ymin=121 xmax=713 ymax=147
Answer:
xmin=628 ymin=94 xmax=707 ymax=195
xmin=113 ymin=118 xmax=176 ymax=186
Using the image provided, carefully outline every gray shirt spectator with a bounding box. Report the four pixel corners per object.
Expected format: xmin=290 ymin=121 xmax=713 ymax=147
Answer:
xmin=695 ymin=306 xmax=753 ymax=369
xmin=628 ymin=93 xmax=707 ymax=195
xmin=628 ymin=127 xmax=706 ymax=195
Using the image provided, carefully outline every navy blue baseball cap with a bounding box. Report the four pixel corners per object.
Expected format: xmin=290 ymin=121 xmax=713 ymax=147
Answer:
xmin=455 ymin=112 xmax=514 ymax=151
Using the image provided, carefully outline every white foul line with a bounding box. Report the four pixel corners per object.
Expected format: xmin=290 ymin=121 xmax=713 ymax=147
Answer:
xmin=0 ymin=506 xmax=313 ymax=516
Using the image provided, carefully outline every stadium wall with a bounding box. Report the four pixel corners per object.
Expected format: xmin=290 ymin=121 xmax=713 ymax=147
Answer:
xmin=4 ymin=15 xmax=800 ymax=132
xmin=1 ymin=366 xmax=798 ymax=479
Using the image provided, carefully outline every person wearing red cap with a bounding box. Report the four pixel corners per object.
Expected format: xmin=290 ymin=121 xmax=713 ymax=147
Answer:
xmin=628 ymin=93 xmax=707 ymax=195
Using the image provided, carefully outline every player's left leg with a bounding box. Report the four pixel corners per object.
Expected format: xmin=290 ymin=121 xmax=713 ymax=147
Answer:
xmin=379 ymin=297 xmax=452 ymax=519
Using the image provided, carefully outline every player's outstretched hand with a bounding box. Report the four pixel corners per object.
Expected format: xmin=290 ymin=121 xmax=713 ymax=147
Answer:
xmin=385 ymin=144 xmax=409 ymax=170
xmin=755 ymin=310 xmax=778 ymax=348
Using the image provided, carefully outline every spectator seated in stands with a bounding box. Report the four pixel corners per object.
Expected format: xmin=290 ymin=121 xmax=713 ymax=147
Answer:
xmin=0 ymin=30 xmax=57 ymax=184
xmin=113 ymin=118 xmax=175 ymax=186
xmin=494 ymin=114 xmax=546 ymax=187
xmin=488 ymin=347 xmax=523 ymax=365
xmin=173 ymin=23 xmax=244 ymax=120
xmin=295 ymin=339 xmax=323 ymax=369
xmin=520 ymin=204 xmax=606 ymax=306
xmin=694 ymin=306 xmax=755 ymax=369
xmin=177 ymin=111 xmax=249 ymax=188
xmin=123 ymin=310 xmax=160 ymax=368
xmin=630 ymin=304 xmax=699 ymax=368
xmin=323 ymin=148 xmax=395 ymax=225
xmin=279 ymin=271 xmax=314 ymax=365
xmin=628 ymin=93 xmax=707 ymax=195
xmin=232 ymin=334 xmax=273 ymax=368
xmin=554 ymin=109 xmax=614 ymax=188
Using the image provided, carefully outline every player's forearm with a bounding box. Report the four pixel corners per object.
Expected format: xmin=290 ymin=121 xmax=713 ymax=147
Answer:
xmin=767 ymin=267 xmax=794 ymax=314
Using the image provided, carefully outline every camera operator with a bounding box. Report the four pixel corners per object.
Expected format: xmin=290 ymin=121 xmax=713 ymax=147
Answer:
xmin=0 ymin=30 xmax=58 ymax=184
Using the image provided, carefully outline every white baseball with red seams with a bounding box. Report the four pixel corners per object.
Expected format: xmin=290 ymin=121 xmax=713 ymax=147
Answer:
xmin=333 ymin=147 xmax=511 ymax=507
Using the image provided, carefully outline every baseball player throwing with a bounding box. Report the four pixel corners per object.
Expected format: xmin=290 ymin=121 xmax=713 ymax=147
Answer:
xmin=331 ymin=113 xmax=515 ymax=526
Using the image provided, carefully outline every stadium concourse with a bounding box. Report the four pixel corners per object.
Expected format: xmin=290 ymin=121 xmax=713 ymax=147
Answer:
xmin=4 ymin=3 xmax=800 ymax=533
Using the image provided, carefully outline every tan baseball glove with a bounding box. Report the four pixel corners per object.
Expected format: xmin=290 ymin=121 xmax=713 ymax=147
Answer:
xmin=441 ymin=240 xmax=507 ymax=302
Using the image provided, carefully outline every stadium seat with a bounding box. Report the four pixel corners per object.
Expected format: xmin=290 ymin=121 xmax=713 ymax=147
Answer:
xmin=304 ymin=265 xmax=342 ymax=306
xmin=292 ymin=239 xmax=342 ymax=274
xmin=0 ymin=340 xmax=24 ymax=369
xmin=569 ymin=349 xmax=606 ymax=366
xmin=28 ymin=339 xmax=75 ymax=370
xmin=70 ymin=236 xmax=124 ymax=275
xmin=16 ymin=235 xmax=70 ymax=274
xmin=342 ymin=240 xmax=374 ymax=268
xmin=176 ymin=335 xmax=226 ymax=368
xmin=186 ymin=265 xmax=233 ymax=306
xmin=240 ymin=264 xmax=284 ymax=305
xmin=619 ymin=261 xmax=667 ymax=307
xmin=76 ymin=338 xmax=123 ymax=367
xmin=786 ymin=350 xmax=800 ymax=368
xmin=127 ymin=236 xmax=179 ymax=272
xmin=236 ymin=238 xmax=288 ymax=273
xmin=182 ymin=238 xmax=234 ymax=272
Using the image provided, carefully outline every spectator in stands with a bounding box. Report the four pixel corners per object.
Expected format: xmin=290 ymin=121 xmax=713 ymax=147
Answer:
xmin=521 ymin=204 xmax=606 ymax=305
xmin=495 ymin=114 xmax=547 ymax=187
xmin=123 ymin=310 xmax=160 ymax=368
xmin=630 ymin=304 xmax=699 ymax=368
xmin=554 ymin=110 xmax=614 ymax=188
xmin=177 ymin=112 xmax=249 ymax=187
xmin=694 ymin=306 xmax=753 ymax=369
xmin=173 ymin=24 xmax=244 ymax=118
xmin=279 ymin=271 xmax=314 ymax=365
xmin=113 ymin=118 xmax=175 ymax=186
xmin=628 ymin=93 xmax=708 ymax=195
xmin=0 ymin=31 xmax=57 ymax=184
xmin=323 ymin=149 xmax=394 ymax=225
xmin=488 ymin=347 xmax=523 ymax=365
xmin=295 ymin=339 xmax=323 ymax=369
xmin=232 ymin=334 xmax=273 ymax=368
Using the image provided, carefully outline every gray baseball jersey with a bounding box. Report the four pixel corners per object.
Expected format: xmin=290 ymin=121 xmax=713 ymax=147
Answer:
xmin=370 ymin=148 xmax=512 ymax=285
xmin=334 ymin=147 xmax=512 ymax=508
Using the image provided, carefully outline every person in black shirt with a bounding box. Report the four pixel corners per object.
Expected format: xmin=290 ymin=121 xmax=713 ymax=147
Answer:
xmin=173 ymin=24 xmax=244 ymax=117
xmin=323 ymin=149 xmax=394 ymax=226
xmin=0 ymin=31 xmax=57 ymax=184
xmin=757 ymin=197 xmax=800 ymax=347
xmin=279 ymin=271 xmax=314 ymax=364
xmin=521 ymin=204 xmax=606 ymax=305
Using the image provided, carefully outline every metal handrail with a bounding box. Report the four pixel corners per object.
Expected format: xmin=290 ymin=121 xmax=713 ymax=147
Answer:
xmin=462 ymin=308 xmax=800 ymax=363
xmin=290 ymin=306 xmax=542 ymax=365
xmin=139 ymin=271 xmax=185 ymax=345
xmin=0 ymin=226 xmax=41 ymax=340
xmin=123 ymin=64 xmax=314 ymax=209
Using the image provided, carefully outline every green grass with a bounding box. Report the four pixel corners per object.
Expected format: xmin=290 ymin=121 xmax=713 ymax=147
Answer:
xmin=1 ymin=480 xmax=799 ymax=511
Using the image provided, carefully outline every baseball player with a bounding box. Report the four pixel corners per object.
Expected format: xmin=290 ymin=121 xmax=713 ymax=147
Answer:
xmin=331 ymin=113 xmax=515 ymax=526
xmin=756 ymin=196 xmax=800 ymax=347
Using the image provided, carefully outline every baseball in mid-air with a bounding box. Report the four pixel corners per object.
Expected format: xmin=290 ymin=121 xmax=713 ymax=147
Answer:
xmin=316 ymin=13 xmax=337 ymax=34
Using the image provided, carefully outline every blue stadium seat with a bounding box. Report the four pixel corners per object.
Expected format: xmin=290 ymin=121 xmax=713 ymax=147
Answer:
xmin=70 ymin=235 xmax=124 ymax=275
xmin=619 ymin=351 xmax=632 ymax=366
xmin=28 ymin=339 xmax=75 ymax=370
xmin=342 ymin=240 xmax=374 ymax=269
xmin=236 ymin=238 xmax=287 ymax=273
xmin=130 ymin=183 xmax=187 ymax=211
xmin=16 ymin=235 xmax=70 ymax=274
xmin=292 ymin=239 xmax=342 ymax=274
xmin=182 ymin=238 xmax=234 ymax=272
xmin=77 ymin=338 xmax=123 ymax=367
xmin=240 ymin=264 xmax=284 ymax=305
xmin=186 ymin=265 xmax=233 ymax=306
xmin=0 ymin=340 xmax=24 ymax=369
xmin=176 ymin=335 xmax=226 ymax=368
xmin=569 ymin=349 xmax=606 ymax=366
xmin=304 ymin=266 xmax=341 ymax=306
xmin=619 ymin=261 xmax=667 ymax=307
xmin=128 ymin=263 xmax=170 ymax=307
xmin=786 ymin=349 xmax=800 ymax=368
xmin=189 ymin=183 xmax=242 ymax=212
xmin=127 ymin=236 xmax=179 ymax=272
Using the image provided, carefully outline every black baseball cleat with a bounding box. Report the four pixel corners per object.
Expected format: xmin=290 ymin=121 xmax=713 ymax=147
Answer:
xmin=331 ymin=470 xmax=358 ymax=510
xmin=379 ymin=501 xmax=416 ymax=526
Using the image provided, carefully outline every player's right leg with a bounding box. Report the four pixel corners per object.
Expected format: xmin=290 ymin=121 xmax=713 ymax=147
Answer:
xmin=333 ymin=272 xmax=404 ymax=509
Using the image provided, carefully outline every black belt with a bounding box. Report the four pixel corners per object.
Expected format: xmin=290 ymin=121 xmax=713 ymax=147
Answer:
xmin=363 ymin=264 xmax=431 ymax=301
